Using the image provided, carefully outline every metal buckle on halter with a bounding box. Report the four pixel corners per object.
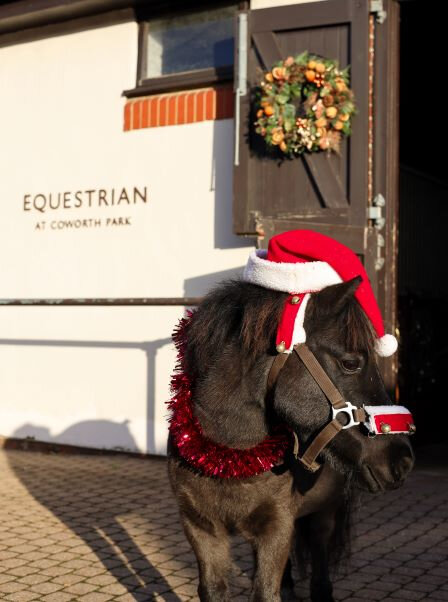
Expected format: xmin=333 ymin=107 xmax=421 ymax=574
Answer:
xmin=332 ymin=402 xmax=361 ymax=429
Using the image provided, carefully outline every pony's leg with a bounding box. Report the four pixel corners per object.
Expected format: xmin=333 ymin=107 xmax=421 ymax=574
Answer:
xmin=280 ymin=558 xmax=296 ymax=600
xmin=305 ymin=508 xmax=338 ymax=602
xmin=181 ymin=515 xmax=231 ymax=602
xmin=281 ymin=557 xmax=295 ymax=590
xmin=248 ymin=517 xmax=294 ymax=602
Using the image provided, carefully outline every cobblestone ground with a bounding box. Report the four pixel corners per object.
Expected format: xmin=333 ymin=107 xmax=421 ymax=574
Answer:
xmin=0 ymin=448 xmax=447 ymax=601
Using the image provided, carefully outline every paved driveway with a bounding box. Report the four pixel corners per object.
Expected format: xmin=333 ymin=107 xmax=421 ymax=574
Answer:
xmin=0 ymin=448 xmax=447 ymax=601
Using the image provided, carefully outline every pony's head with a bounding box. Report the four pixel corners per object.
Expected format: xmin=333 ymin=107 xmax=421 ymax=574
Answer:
xmin=184 ymin=278 xmax=413 ymax=492
xmin=273 ymin=277 xmax=414 ymax=492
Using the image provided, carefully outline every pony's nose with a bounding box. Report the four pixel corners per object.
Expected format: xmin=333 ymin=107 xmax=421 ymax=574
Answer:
xmin=391 ymin=444 xmax=414 ymax=482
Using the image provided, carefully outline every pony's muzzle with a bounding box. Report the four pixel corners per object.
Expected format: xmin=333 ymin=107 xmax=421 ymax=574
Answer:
xmin=382 ymin=438 xmax=415 ymax=490
xmin=390 ymin=440 xmax=414 ymax=483
xmin=361 ymin=436 xmax=414 ymax=492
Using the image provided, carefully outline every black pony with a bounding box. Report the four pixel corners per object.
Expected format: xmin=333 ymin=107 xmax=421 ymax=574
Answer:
xmin=168 ymin=278 xmax=414 ymax=602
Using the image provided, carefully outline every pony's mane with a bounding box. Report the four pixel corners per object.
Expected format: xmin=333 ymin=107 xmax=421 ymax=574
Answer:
xmin=184 ymin=281 xmax=287 ymax=378
xmin=185 ymin=280 xmax=376 ymax=379
xmin=339 ymin=296 xmax=376 ymax=355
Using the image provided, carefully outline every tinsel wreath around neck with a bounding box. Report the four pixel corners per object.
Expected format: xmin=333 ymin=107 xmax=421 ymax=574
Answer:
xmin=168 ymin=312 xmax=291 ymax=479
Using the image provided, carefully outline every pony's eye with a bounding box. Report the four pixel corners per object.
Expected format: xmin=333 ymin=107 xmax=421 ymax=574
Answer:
xmin=340 ymin=358 xmax=362 ymax=373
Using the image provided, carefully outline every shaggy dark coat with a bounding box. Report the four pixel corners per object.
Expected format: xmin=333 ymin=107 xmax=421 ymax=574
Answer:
xmin=168 ymin=278 xmax=414 ymax=602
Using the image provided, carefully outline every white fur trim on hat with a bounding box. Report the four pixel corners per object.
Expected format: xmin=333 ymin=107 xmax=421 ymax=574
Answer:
xmin=243 ymin=249 xmax=342 ymax=293
xmin=374 ymin=334 xmax=398 ymax=357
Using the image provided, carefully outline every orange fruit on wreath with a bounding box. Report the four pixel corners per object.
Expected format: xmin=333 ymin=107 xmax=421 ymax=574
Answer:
xmin=271 ymin=128 xmax=285 ymax=145
xmin=305 ymin=70 xmax=316 ymax=82
xmin=272 ymin=67 xmax=287 ymax=80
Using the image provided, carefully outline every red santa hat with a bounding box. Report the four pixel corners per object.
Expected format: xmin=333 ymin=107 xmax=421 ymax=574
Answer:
xmin=243 ymin=229 xmax=397 ymax=357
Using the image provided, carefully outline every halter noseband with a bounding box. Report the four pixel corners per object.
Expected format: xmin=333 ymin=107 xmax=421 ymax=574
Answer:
xmin=267 ymin=344 xmax=415 ymax=473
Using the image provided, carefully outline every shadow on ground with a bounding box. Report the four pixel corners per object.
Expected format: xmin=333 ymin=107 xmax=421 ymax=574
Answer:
xmin=5 ymin=450 xmax=186 ymax=601
xmin=3 ymin=447 xmax=448 ymax=601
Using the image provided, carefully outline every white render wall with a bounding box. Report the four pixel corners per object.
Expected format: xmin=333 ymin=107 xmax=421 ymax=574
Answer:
xmin=251 ymin=0 xmax=323 ymax=8
xmin=0 ymin=21 xmax=254 ymax=454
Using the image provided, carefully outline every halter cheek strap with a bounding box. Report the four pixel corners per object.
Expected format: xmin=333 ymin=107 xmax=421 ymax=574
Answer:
xmin=268 ymin=343 xmax=357 ymax=472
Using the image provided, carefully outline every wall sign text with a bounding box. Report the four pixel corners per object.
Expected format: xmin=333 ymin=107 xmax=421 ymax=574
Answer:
xmin=24 ymin=187 xmax=148 ymax=214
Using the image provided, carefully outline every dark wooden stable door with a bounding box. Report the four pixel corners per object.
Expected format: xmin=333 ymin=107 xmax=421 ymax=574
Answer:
xmin=233 ymin=0 xmax=400 ymax=389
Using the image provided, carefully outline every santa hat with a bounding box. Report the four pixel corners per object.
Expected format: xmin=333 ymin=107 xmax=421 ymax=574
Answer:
xmin=243 ymin=230 xmax=397 ymax=357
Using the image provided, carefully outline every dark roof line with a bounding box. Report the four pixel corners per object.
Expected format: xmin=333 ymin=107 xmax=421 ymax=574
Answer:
xmin=0 ymin=0 xmax=137 ymax=35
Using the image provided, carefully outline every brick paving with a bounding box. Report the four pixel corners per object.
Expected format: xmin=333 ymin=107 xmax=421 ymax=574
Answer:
xmin=0 ymin=448 xmax=447 ymax=601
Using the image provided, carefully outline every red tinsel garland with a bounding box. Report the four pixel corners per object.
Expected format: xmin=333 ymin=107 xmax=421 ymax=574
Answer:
xmin=167 ymin=312 xmax=291 ymax=479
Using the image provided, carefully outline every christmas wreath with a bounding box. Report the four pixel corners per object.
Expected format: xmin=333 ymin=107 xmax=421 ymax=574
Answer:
xmin=254 ymin=51 xmax=356 ymax=156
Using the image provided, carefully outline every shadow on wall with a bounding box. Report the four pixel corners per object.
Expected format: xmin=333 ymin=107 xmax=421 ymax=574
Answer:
xmin=184 ymin=266 xmax=245 ymax=298
xmin=11 ymin=420 xmax=137 ymax=452
xmin=212 ymin=119 xmax=255 ymax=250
xmin=6 ymin=450 xmax=183 ymax=602
xmin=0 ymin=335 xmax=171 ymax=455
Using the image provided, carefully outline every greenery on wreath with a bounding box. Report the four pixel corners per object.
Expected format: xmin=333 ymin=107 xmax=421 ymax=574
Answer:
xmin=254 ymin=51 xmax=356 ymax=156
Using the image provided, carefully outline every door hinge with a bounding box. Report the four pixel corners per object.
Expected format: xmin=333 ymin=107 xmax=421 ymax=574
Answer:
xmin=367 ymin=193 xmax=386 ymax=230
xmin=374 ymin=233 xmax=385 ymax=271
xmin=251 ymin=211 xmax=265 ymax=238
xmin=368 ymin=194 xmax=386 ymax=271
xmin=370 ymin=0 xmax=387 ymax=23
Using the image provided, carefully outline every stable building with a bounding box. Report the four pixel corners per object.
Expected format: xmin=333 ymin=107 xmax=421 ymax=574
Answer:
xmin=0 ymin=0 xmax=444 ymax=453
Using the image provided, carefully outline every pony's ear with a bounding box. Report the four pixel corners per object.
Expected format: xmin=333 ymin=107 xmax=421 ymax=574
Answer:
xmin=313 ymin=275 xmax=362 ymax=316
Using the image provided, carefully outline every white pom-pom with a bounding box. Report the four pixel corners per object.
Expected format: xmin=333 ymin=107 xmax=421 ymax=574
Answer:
xmin=375 ymin=334 xmax=398 ymax=357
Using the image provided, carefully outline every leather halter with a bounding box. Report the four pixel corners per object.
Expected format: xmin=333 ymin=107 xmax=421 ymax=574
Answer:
xmin=267 ymin=343 xmax=367 ymax=473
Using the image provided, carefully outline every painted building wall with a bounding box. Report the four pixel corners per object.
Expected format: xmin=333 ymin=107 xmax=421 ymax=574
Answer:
xmin=0 ymin=20 xmax=254 ymax=455
xmin=0 ymin=0 xmax=326 ymax=454
xmin=252 ymin=0 xmax=322 ymax=7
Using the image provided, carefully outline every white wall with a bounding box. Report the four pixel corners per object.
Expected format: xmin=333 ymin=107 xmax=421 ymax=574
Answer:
xmin=0 ymin=22 xmax=254 ymax=454
xmin=0 ymin=306 xmax=181 ymax=455
xmin=251 ymin=0 xmax=324 ymax=8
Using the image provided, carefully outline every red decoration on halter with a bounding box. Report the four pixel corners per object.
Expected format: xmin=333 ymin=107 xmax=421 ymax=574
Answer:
xmin=363 ymin=405 xmax=416 ymax=435
xmin=275 ymin=293 xmax=308 ymax=352
xmin=243 ymin=230 xmax=397 ymax=357
xmin=168 ymin=313 xmax=291 ymax=479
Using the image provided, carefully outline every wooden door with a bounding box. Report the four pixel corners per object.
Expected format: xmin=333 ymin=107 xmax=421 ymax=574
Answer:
xmin=233 ymin=0 xmax=400 ymax=389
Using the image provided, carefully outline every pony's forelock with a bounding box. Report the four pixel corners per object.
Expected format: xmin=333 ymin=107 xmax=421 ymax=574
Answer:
xmin=342 ymin=297 xmax=376 ymax=356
